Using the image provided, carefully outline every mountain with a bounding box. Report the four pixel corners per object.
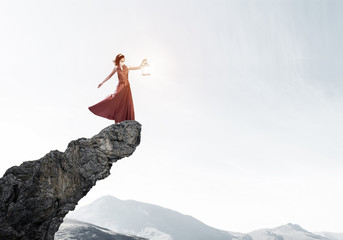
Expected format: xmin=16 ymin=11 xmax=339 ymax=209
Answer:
xmin=66 ymin=195 xmax=233 ymax=240
xmin=246 ymin=223 xmax=330 ymax=240
xmin=0 ymin=121 xmax=141 ymax=240
xmin=55 ymin=219 xmax=147 ymax=240
xmin=67 ymin=195 xmax=343 ymax=240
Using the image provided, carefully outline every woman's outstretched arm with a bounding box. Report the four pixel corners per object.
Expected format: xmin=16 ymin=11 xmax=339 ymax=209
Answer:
xmin=128 ymin=58 xmax=147 ymax=70
xmin=98 ymin=67 xmax=117 ymax=88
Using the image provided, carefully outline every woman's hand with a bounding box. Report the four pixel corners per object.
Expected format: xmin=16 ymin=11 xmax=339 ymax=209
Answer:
xmin=98 ymin=82 xmax=103 ymax=88
xmin=140 ymin=58 xmax=148 ymax=67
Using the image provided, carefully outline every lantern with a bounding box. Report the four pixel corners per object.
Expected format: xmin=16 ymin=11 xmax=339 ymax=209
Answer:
xmin=142 ymin=61 xmax=150 ymax=76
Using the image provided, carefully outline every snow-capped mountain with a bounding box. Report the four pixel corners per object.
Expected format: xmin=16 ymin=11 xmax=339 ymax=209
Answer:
xmin=65 ymin=195 xmax=342 ymax=240
xmin=55 ymin=219 xmax=147 ymax=240
xmin=245 ymin=223 xmax=330 ymax=240
xmin=66 ymin=195 xmax=232 ymax=240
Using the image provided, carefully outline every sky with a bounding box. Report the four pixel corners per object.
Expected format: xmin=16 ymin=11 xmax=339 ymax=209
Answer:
xmin=0 ymin=0 xmax=343 ymax=234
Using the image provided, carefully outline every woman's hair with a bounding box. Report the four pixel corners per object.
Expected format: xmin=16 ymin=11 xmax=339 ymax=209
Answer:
xmin=113 ymin=53 xmax=125 ymax=66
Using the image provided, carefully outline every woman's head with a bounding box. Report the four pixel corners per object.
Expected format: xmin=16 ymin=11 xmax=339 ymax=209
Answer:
xmin=114 ymin=53 xmax=125 ymax=67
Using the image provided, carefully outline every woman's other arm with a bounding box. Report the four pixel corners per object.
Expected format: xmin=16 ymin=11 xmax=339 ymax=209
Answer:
xmin=127 ymin=58 xmax=147 ymax=70
xmin=98 ymin=67 xmax=117 ymax=88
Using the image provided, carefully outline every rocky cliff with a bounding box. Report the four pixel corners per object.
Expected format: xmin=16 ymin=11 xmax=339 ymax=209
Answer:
xmin=0 ymin=120 xmax=141 ymax=240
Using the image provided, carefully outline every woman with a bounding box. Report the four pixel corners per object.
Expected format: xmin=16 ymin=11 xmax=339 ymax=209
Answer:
xmin=88 ymin=54 xmax=147 ymax=123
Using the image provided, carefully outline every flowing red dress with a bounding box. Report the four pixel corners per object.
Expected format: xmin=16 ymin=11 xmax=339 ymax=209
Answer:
xmin=88 ymin=65 xmax=135 ymax=123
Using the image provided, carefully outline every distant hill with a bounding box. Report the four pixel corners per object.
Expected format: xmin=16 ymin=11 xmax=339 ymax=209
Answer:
xmin=243 ymin=223 xmax=330 ymax=240
xmin=66 ymin=195 xmax=343 ymax=240
xmin=66 ymin=195 xmax=232 ymax=240
xmin=55 ymin=219 xmax=147 ymax=240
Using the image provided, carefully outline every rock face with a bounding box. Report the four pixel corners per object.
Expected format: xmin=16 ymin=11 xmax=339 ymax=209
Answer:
xmin=0 ymin=120 xmax=141 ymax=240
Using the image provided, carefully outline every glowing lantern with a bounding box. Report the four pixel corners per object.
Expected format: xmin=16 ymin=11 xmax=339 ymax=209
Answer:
xmin=142 ymin=61 xmax=150 ymax=76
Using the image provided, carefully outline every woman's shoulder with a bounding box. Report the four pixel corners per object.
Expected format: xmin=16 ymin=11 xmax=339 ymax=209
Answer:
xmin=122 ymin=65 xmax=129 ymax=71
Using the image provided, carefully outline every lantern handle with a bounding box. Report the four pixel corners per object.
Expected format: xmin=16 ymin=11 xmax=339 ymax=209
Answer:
xmin=140 ymin=58 xmax=148 ymax=67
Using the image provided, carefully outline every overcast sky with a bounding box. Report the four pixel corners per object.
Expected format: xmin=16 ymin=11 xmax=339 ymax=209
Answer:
xmin=1 ymin=0 xmax=343 ymax=234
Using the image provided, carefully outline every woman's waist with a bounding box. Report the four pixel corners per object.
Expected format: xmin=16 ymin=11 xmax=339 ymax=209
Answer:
xmin=118 ymin=81 xmax=130 ymax=86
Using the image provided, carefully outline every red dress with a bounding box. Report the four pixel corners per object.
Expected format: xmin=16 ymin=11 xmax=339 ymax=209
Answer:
xmin=88 ymin=65 xmax=135 ymax=123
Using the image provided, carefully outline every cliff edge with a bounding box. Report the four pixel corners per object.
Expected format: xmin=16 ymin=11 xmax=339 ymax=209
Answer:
xmin=0 ymin=120 xmax=141 ymax=240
